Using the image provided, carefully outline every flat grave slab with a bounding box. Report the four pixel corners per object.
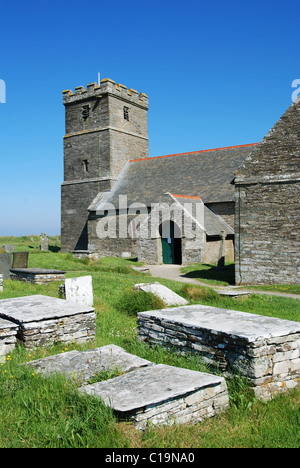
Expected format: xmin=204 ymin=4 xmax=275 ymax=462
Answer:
xmin=27 ymin=344 xmax=152 ymax=384
xmin=10 ymin=268 xmax=66 ymax=284
xmin=79 ymin=363 xmax=229 ymax=430
xmin=133 ymin=282 xmax=188 ymax=306
xmin=0 ymin=318 xmax=18 ymax=362
xmin=137 ymin=304 xmax=300 ymax=400
xmin=0 ymin=295 xmax=96 ymax=348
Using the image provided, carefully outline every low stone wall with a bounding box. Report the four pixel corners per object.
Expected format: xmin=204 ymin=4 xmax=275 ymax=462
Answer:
xmin=137 ymin=304 xmax=300 ymax=400
xmin=0 ymin=318 xmax=18 ymax=362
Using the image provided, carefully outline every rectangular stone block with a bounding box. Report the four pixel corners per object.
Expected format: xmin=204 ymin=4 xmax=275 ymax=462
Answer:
xmin=0 ymin=295 xmax=96 ymax=349
xmin=79 ymin=363 xmax=229 ymax=429
xmin=137 ymin=304 xmax=300 ymax=400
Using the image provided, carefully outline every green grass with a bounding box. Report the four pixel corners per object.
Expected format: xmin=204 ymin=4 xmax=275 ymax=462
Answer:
xmin=180 ymin=262 xmax=300 ymax=294
xmin=0 ymin=236 xmax=299 ymax=448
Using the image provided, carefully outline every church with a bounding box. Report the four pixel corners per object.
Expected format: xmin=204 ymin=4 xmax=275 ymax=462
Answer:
xmin=61 ymin=78 xmax=299 ymax=284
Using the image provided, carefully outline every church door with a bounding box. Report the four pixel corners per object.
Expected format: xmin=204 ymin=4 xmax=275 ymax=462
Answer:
xmin=160 ymin=221 xmax=182 ymax=264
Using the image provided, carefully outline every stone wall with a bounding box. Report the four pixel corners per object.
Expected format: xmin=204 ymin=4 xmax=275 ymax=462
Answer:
xmin=234 ymin=98 xmax=300 ymax=285
xmin=61 ymin=79 xmax=149 ymax=253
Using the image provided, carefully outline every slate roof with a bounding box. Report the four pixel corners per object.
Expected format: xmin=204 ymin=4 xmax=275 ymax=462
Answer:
xmin=89 ymin=143 xmax=257 ymax=211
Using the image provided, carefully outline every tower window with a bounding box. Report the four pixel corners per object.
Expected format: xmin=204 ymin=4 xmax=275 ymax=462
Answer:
xmin=123 ymin=106 xmax=129 ymax=121
xmin=82 ymin=159 xmax=89 ymax=173
xmin=81 ymin=105 xmax=90 ymax=120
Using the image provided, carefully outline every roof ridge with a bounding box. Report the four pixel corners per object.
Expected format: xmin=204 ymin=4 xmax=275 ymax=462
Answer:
xmin=129 ymin=143 xmax=258 ymax=163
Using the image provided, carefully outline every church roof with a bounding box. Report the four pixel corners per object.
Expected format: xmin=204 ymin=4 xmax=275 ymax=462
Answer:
xmin=89 ymin=143 xmax=258 ymax=211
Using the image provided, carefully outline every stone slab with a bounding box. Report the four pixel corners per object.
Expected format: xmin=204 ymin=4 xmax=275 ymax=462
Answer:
xmin=27 ymin=344 xmax=152 ymax=384
xmin=138 ymin=304 xmax=300 ymax=343
xmin=10 ymin=268 xmax=66 ymax=284
xmin=133 ymin=282 xmax=188 ymax=306
xmin=80 ymin=363 xmax=229 ymax=429
xmin=214 ymin=288 xmax=251 ymax=298
xmin=2 ymin=244 xmax=14 ymax=253
xmin=65 ymin=275 xmax=93 ymax=307
xmin=0 ymin=253 xmax=12 ymax=279
xmin=0 ymin=295 xmax=96 ymax=348
xmin=0 ymin=295 xmax=94 ymax=324
xmin=12 ymin=252 xmax=29 ymax=269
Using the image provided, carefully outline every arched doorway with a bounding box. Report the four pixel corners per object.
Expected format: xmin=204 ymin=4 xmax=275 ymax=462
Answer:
xmin=159 ymin=221 xmax=182 ymax=264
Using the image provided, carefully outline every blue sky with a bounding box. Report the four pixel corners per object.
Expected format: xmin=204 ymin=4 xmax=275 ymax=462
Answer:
xmin=0 ymin=0 xmax=299 ymax=236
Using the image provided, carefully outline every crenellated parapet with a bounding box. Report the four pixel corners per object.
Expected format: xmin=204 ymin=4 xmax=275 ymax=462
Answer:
xmin=63 ymin=78 xmax=148 ymax=109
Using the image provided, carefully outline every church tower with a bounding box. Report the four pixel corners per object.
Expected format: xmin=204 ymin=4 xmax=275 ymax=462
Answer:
xmin=61 ymin=79 xmax=149 ymax=252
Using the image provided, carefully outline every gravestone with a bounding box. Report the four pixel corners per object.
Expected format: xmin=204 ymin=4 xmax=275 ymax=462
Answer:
xmin=12 ymin=252 xmax=29 ymax=269
xmin=65 ymin=276 xmax=94 ymax=306
xmin=0 ymin=274 xmax=3 ymax=293
xmin=133 ymin=282 xmax=188 ymax=306
xmin=2 ymin=244 xmax=14 ymax=253
xmin=0 ymin=253 xmax=12 ymax=279
xmin=40 ymin=234 xmax=49 ymax=252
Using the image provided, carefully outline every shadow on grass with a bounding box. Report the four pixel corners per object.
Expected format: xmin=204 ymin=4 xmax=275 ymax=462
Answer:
xmin=183 ymin=263 xmax=235 ymax=286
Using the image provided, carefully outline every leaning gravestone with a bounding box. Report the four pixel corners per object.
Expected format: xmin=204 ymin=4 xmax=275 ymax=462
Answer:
xmin=65 ymin=276 xmax=94 ymax=307
xmin=0 ymin=253 xmax=12 ymax=279
xmin=12 ymin=252 xmax=29 ymax=269
xmin=133 ymin=282 xmax=188 ymax=306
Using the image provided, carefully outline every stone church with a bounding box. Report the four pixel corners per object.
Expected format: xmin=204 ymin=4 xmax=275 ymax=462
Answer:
xmin=61 ymin=78 xmax=299 ymax=283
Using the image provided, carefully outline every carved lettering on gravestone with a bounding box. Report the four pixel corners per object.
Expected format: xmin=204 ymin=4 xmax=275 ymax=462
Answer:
xmin=12 ymin=252 xmax=29 ymax=269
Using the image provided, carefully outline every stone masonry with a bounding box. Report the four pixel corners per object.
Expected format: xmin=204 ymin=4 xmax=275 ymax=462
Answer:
xmin=137 ymin=304 xmax=300 ymax=400
xmin=234 ymin=97 xmax=300 ymax=285
xmin=0 ymin=295 xmax=96 ymax=349
xmin=61 ymin=79 xmax=149 ymax=252
xmin=27 ymin=344 xmax=229 ymax=430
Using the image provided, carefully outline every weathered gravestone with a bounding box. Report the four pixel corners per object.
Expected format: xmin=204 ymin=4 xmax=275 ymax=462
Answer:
xmin=12 ymin=252 xmax=29 ymax=269
xmin=2 ymin=244 xmax=14 ymax=253
xmin=65 ymin=276 xmax=94 ymax=306
xmin=40 ymin=234 xmax=49 ymax=252
xmin=133 ymin=282 xmax=188 ymax=306
xmin=0 ymin=275 xmax=3 ymax=293
xmin=0 ymin=253 xmax=12 ymax=279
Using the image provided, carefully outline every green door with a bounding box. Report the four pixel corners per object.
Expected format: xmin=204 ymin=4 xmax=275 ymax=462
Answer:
xmin=162 ymin=236 xmax=174 ymax=264
xmin=161 ymin=222 xmax=175 ymax=264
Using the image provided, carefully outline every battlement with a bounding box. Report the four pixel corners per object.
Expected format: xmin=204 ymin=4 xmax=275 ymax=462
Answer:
xmin=62 ymin=78 xmax=149 ymax=109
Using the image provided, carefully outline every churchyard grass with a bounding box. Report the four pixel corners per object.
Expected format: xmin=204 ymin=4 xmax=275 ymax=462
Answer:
xmin=0 ymin=236 xmax=299 ymax=448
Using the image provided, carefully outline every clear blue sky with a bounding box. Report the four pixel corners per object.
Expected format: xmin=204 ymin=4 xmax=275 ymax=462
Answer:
xmin=0 ymin=0 xmax=299 ymax=236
